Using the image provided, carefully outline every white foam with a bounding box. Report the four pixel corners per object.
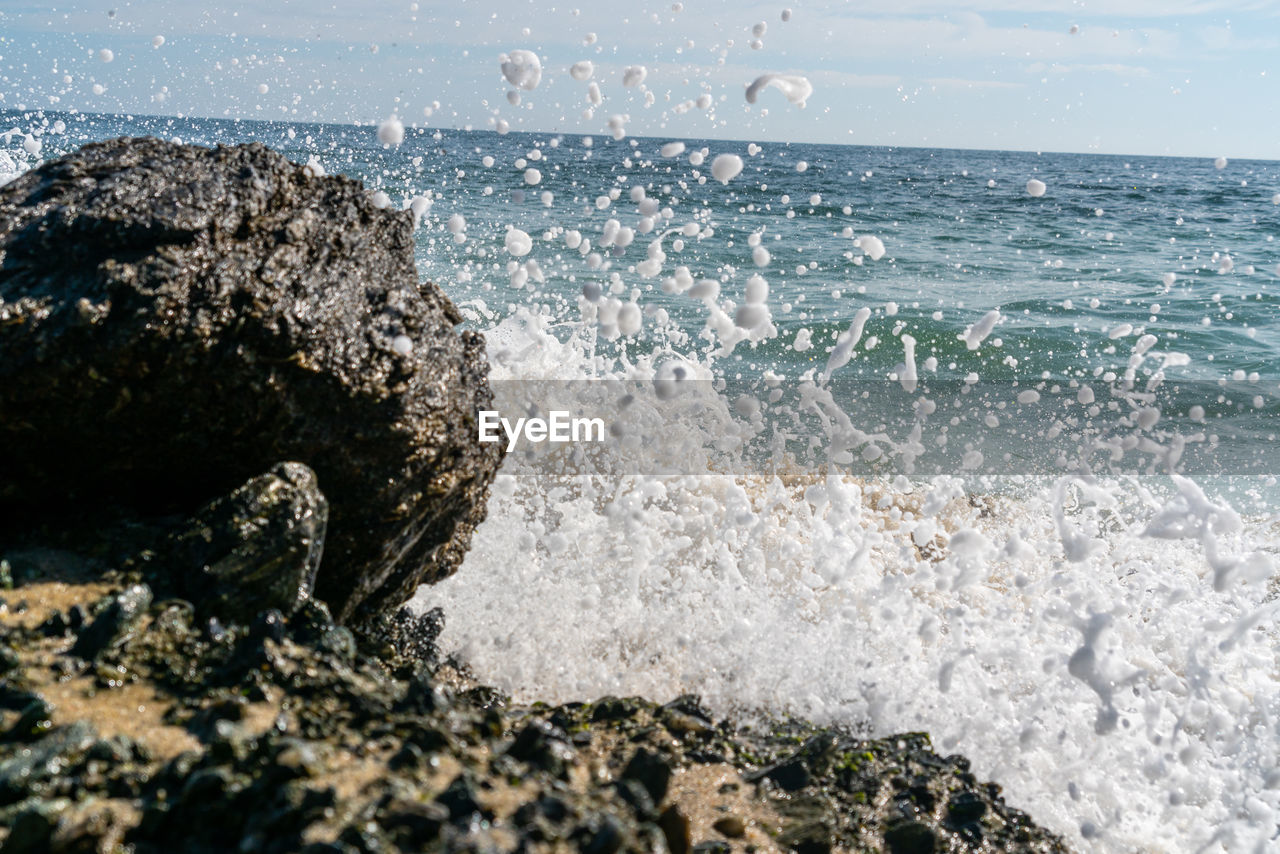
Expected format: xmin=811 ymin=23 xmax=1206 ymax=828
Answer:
xmin=961 ymin=309 xmax=1001 ymax=350
xmin=152 ymin=35 xmax=165 ymax=48
xmin=745 ymin=73 xmax=813 ymax=108
xmin=504 ymin=227 xmax=533 ymax=256
xmin=711 ymin=153 xmax=744 ymax=184
xmin=1026 ymin=178 xmax=1047 ymax=197
xmin=377 ymin=116 xmax=405 ymax=146
xmin=500 ymin=49 xmax=543 ymax=90
xmin=570 ymin=61 xmax=594 ymax=81
xmin=0 ymin=150 xmax=24 ymax=186
xmin=661 ymin=141 xmax=686 ymax=158
xmin=858 ymin=235 xmax=886 ymax=261
xmin=1214 ymin=156 xmax=1228 ymax=170
xmin=820 ymin=306 xmax=871 ymax=383
xmin=622 ymin=66 xmax=647 ymax=87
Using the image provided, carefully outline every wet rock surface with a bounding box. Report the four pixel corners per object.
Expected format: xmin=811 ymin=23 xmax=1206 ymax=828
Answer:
xmin=0 ymin=552 xmax=1070 ymax=854
xmin=132 ymin=462 xmax=327 ymax=623
xmin=0 ymin=137 xmax=502 ymax=624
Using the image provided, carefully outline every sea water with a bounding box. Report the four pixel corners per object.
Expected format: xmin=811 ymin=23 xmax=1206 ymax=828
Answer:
xmin=4 ymin=109 xmax=1280 ymax=851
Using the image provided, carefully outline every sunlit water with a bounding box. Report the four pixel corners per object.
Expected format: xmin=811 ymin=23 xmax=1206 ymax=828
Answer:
xmin=5 ymin=109 xmax=1280 ymax=851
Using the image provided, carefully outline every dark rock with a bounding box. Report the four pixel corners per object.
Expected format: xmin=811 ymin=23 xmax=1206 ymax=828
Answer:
xmin=581 ymin=817 xmax=623 ymax=854
xmin=0 ymin=137 xmax=502 ymax=625
xmin=0 ymin=723 xmax=96 ymax=807
xmin=621 ymin=748 xmax=672 ymax=805
xmin=1 ymin=800 xmax=65 ymax=854
xmin=657 ymin=805 xmax=690 ymax=854
xmin=386 ymin=742 xmax=424 ymax=772
xmin=70 ymin=583 xmax=152 ymax=661
xmin=590 ymin=696 xmax=646 ymax=722
xmin=135 ymin=464 xmax=326 ymax=622
xmin=5 ymin=697 xmax=55 ymax=742
xmin=436 ymin=774 xmax=489 ymax=823
xmin=884 ymin=820 xmax=938 ymax=854
xmin=946 ymin=791 xmax=987 ymax=825
xmin=748 ymin=731 xmax=840 ymax=793
xmin=380 ymin=798 xmax=447 ymax=847
xmin=251 ymin=609 xmax=288 ymax=645
xmin=507 ymin=719 xmax=573 ymax=776
xmin=751 ymin=757 xmax=810 ymax=792
xmin=712 ymin=816 xmax=746 ymax=838
xmin=690 ymin=842 xmax=731 ymax=854
xmin=362 ymin=605 xmax=446 ymax=670
xmin=614 ymin=779 xmax=656 ymax=820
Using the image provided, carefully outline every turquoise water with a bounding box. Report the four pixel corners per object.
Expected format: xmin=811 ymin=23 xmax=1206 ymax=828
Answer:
xmin=9 ymin=110 xmax=1278 ymax=478
xmin=11 ymin=113 xmax=1278 ymax=372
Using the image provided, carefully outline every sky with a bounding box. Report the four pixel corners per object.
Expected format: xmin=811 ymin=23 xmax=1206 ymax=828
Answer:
xmin=0 ymin=0 xmax=1277 ymax=159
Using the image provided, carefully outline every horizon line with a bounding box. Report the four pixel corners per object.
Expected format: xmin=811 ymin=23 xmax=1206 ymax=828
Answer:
xmin=4 ymin=106 xmax=1278 ymax=167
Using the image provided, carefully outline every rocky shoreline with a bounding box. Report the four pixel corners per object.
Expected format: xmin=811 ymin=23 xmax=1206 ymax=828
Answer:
xmin=1 ymin=138 xmax=1068 ymax=853
xmin=0 ymin=548 xmax=1066 ymax=854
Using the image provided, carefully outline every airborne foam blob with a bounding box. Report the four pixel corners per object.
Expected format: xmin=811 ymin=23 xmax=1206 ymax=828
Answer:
xmin=858 ymin=235 xmax=886 ymax=261
xmin=1214 ymin=156 xmax=1228 ymax=170
xmin=820 ymin=307 xmax=872 ymax=383
xmin=1026 ymin=178 xmax=1047 ymax=197
xmin=745 ymin=73 xmax=813 ymax=107
xmin=710 ymin=153 xmax=744 ymax=184
xmin=500 ymin=50 xmax=543 ymax=90
xmin=570 ymin=61 xmax=594 ymax=81
xmin=661 ymin=141 xmax=686 ymax=157
xmin=962 ymin=309 xmax=1001 ymax=350
xmin=377 ymin=116 xmax=405 ymax=146
xmin=617 ymin=302 xmax=642 ymax=336
xmin=899 ymin=335 xmax=918 ymax=393
xmin=622 ymin=66 xmax=647 ymax=87
xmin=152 ymin=35 xmax=165 ymax=48
xmin=98 ymin=48 xmax=114 ymax=63
xmin=505 ymin=228 xmax=533 ymax=256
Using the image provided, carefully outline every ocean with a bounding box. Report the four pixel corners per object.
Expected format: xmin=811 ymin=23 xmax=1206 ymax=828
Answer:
xmin=4 ymin=109 xmax=1280 ymax=851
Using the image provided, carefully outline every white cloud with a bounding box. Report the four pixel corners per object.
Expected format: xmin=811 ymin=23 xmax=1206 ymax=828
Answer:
xmin=800 ymin=0 xmax=1280 ymax=17
xmin=924 ymin=76 xmax=1026 ymax=90
xmin=1026 ymin=62 xmax=1153 ymax=77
